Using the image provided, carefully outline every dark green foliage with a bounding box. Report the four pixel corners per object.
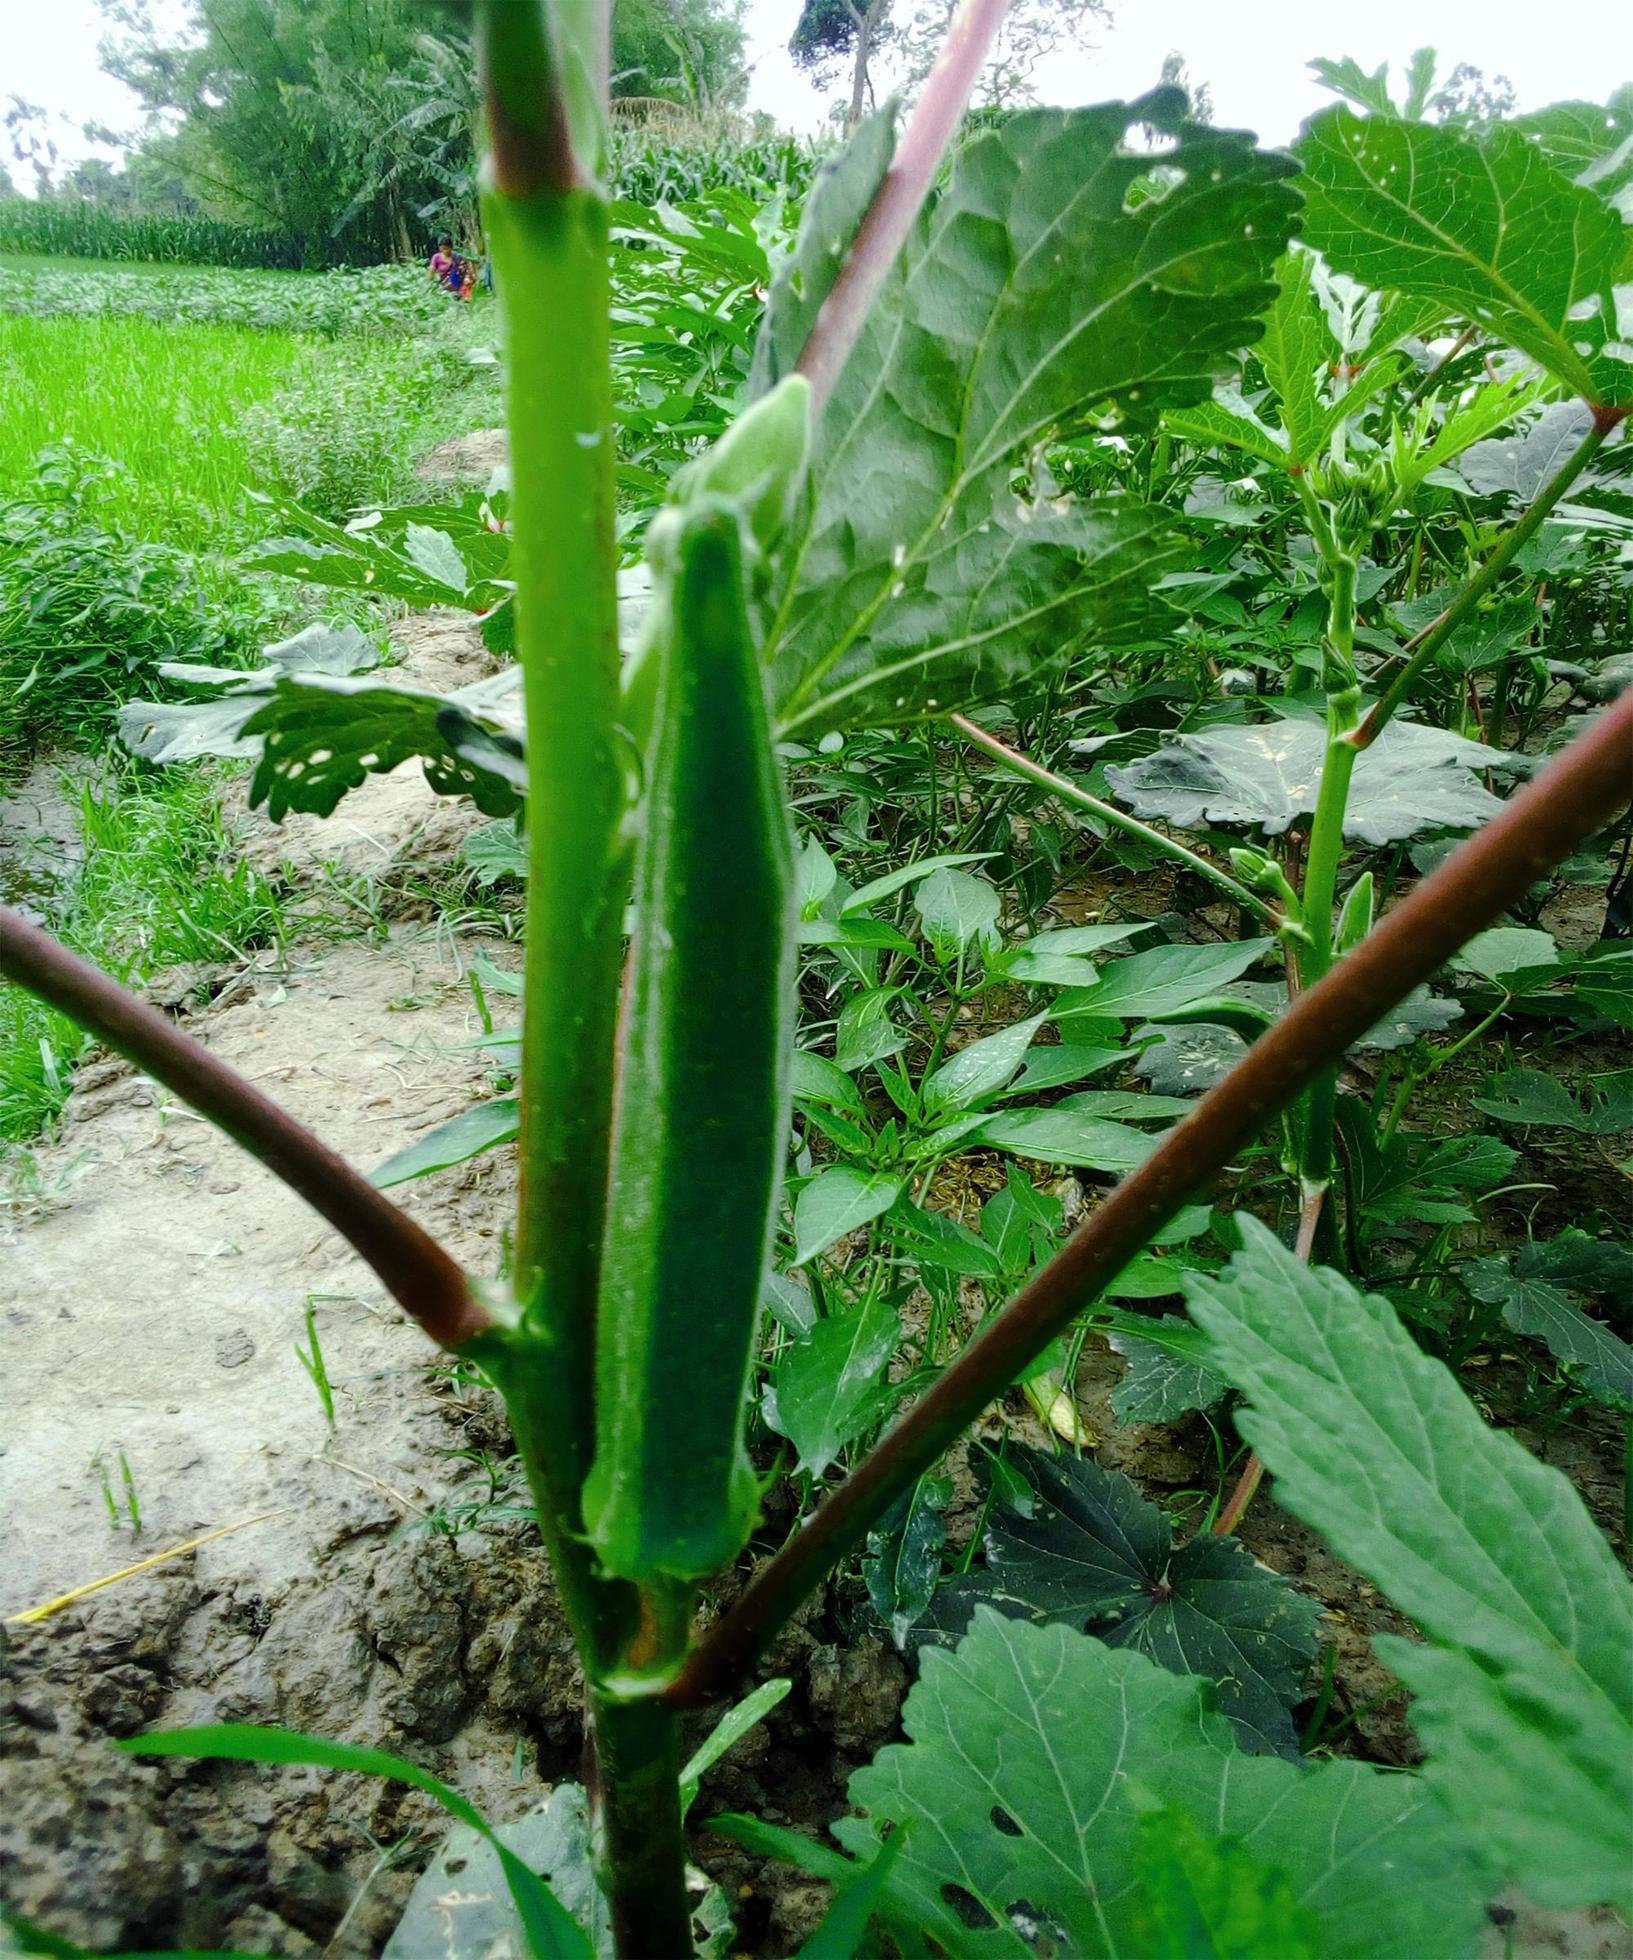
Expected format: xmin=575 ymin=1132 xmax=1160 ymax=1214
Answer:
xmin=912 ymin=1447 xmax=1322 ymax=1754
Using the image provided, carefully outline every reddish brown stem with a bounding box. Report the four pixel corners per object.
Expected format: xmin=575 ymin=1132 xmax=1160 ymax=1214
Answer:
xmin=796 ymin=0 xmax=1011 ymax=409
xmin=0 ymin=907 xmax=490 ymax=1348
xmin=1211 ymin=1185 xmax=1326 ymax=1538
xmin=667 ymin=693 xmax=1633 ymax=1709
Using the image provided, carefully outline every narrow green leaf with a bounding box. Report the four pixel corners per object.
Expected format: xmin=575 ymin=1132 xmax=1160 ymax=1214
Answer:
xmin=922 ymin=1012 xmax=1048 ymax=1114
xmin=795 ymin=1827 xmax=910 ymax=1960
xmin=1130 ymin=1809 xmax=1320 ymax=1960
xmin=767 ymin=1292 xmax=900 ymax=1477
xmin=117 ymin=1726 xmax=591 ymax=1960
xmin=794 ymin=1167 xmax=905 ymax=1265
xmin=371 ymin=1098 xmax=520 ymax=1187
xmin=679 ymin=1678 xmax=793 ymax=1819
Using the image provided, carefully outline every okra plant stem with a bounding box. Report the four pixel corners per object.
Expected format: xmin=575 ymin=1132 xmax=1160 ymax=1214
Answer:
xmin=949 ymin=714 xmax=1280 ymax=927
xmin=1295 ymin=617 xmax=1361 ymax=1198
xmin=0 ymin=905 xmax=490 ymax=1350
xmin=588 ymin=1690 xmax=693 ymax=1959
xmin=478 ymin=0 xmax=629 ymax=1664
xmin=666 ymin=691 xmax=1633 ymax=1707
xmin=1354 ymin=414 xmax=1616 ymax=749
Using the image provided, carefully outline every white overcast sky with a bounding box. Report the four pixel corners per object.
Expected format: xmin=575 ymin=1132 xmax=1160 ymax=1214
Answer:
xmin=5 ymin=0 xmax=1632 ymax=171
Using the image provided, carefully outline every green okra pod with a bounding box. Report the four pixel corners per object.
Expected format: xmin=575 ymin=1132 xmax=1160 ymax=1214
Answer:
xmin=584 ymin=498 xmax=797 ymax=1587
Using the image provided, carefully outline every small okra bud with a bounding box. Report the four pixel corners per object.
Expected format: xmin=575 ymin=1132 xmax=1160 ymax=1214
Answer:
xmin=671 ymin=375 xmax=811 ymax=553
xmin=1336 ymin=871 xmax=1375 ymax=956
xmin=1229 ymin=845 xmax=1299 ymax=912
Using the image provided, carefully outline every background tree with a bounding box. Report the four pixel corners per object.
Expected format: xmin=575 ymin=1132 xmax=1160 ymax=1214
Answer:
xmin=794 ymin=0 xmax=1109 ymax=130
xmin=91 ymin=0 xmax=747 ymax=260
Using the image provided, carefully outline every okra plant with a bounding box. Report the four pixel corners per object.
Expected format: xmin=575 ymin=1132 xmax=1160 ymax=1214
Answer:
xmin=4 ymin=7 xmax=1632 ymax=1955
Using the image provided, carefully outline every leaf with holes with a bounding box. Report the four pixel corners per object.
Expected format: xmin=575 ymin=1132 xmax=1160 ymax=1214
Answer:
xmin=1295 ymin=107 xmax=1633 ymax=411
xmin=243 ymin=674 xmax=524 ymax=822
xmin=912 ymin=1447 xmax=1320 ymax=1755
xmin=764 ymin=95 xmax=1302 ymax=736
xmin=1107 ymin=718 xmax=1512 ymax=844
xmin=1187 ymin=1218 xmax=1633 ymax=1913
xmin=838 ymin=1612 xmax=1488 ymax=1959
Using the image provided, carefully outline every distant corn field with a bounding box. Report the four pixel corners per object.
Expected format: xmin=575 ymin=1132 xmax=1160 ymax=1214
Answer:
xmin=0 ymin=198 xmax=308 ymax=269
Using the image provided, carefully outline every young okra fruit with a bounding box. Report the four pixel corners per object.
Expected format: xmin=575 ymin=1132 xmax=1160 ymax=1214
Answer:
xmin=586 ymin=495 xmax=798 ymax=1590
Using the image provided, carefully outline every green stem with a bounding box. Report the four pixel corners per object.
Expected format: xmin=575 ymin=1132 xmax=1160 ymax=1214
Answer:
xmin=479 ymin=0 xmax=628 ymax=1665
xmin=1378 ymin=990 xmax=1512 ymax=1150
xmin=1295 ymin=545 xmax=1361 ymax=1196
xmin=590 ymin=1689 xmax=693 ymax=1959
xmin=949 ymin=714 xmax=1281 ymax=927
xmin=1353 ymin=416 xmax=1614 ymax=750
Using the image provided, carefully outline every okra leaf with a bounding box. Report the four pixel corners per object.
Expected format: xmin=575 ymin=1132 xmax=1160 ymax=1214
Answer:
xmin=1106 ymin=718 xmax=1511 ymax=844
xmin=751 ymin=107 xmax=895 ymax=396
xmin=1516 ymin=1229 xmax=1633 ymax=1297
xmin=402 ymin=522 xmax=469 ymax=593
xmin=767 ymin=96 xmax=1302 ymax=735
xmin=1460 ymin=400 xmax=1601 ymax=504
xmin=912 ymin=1448 xmax=1320 ymax=1755
xmin=1453 ymin=926 xmax=1563 ymax=987
xmin=1462 ymin=1256 xmax=1633 ymax=1407
xmin=371 ymin=1097 xmax=520 ymax=1187
xmin=1472 ymin=1066 xmax=1633 ymax=1134
xmin=1295 ymin=107 xmax=1633 ymax=412
xmin=1134 ymin=1021 xmax=1246 ymax=1094
xmin=1254 ymin=246 xmax=1344 ymax=467
xmin=464 ymin=818 xmax=529 ymax=886
xmin=839 ymin=1613 xmax=1487 ymax=1958
xmin=1186 ymin=1218 xmax=1633 ymax=1913
xmin=1510 ymin=88 xmax=1633 ymax=199
xmin=766 ymin=1291 xmax=902 ymax=1477
xmin=1129 ymin=1809 xmax=1321 ymax=1960
xmin=242 ymin=674 xmax=526 ymax=822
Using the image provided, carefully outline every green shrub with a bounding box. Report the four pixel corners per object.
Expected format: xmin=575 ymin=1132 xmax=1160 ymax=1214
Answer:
xmin=0 ymin=448 xmax=271 ymax=765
